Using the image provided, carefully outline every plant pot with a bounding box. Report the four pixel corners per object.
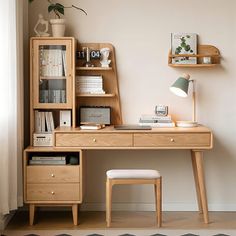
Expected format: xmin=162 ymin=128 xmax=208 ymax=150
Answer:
xmin=50 ymin=19 xmax=66 ymax=37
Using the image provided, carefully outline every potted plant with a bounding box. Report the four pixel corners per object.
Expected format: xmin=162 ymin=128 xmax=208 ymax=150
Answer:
xmin=29 ymin=0 xmax=87 ymax=37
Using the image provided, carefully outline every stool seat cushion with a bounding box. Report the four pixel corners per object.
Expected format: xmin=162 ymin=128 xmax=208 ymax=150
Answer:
xmin=106 ymin=169 xmax=160 ymax=179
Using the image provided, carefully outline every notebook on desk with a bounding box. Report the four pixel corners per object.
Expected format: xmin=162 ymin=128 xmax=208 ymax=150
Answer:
xmin=114 ymin=125 xmax=152 ymax=130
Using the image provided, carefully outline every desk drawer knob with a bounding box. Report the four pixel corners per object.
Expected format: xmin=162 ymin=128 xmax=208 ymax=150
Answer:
xmin=93 ymin=138 xmax=97 ymax=142
xmin=170 ymin=138 xmax=175 ymax=142
xmin=51 ymin=191 xmax=55 ymax=195
xmin=51 ymin=174 xmax=55 ymax=177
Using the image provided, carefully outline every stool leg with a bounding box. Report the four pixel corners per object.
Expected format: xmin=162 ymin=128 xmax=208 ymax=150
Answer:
xmin=106 ymin=178 xmax=112 ymax=227
xmin=155 ymin=177 xmax=162 ymax=227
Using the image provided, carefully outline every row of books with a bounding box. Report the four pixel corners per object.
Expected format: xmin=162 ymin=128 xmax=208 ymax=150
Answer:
xmin=29 ymin=156 xmax=66 ymax=165
xmin=39 ymin=89 xmax=66 ymax=103
xmin=76 ymin=75 xmax=105 ymax=94
xmin=139 ymin=114 xmax=175 ymax=127
xmin=40 ymin=46 xmax=67 ymax=77
xmin=35 ymin=111 xmax=55 ymax=133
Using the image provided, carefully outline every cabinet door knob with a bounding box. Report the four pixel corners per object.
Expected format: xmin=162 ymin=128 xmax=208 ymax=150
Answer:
xmin=93 ymin=138 xmax=96 ymax=142
xmin=51 ymin=191 xmax=55 ymax=195
xmin=51 ymin=174 xmax=55 ymax=177
xmin=170 ymin=138 xmax=174 ymax=142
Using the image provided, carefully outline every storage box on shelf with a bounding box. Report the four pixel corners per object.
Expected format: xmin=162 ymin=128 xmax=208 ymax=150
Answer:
xmin=168 ymin=45 xmax=220 ymax=67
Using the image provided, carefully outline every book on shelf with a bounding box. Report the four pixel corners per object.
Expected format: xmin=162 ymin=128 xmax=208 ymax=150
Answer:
xmin=76 ymin=75 xmax=105 ymax=94
xmin=171 ymin=33 xmax=197 ymax=64
xmin=34 ymin=111 xmax=54 ymax=133
xmin=39 ymin=45 xmax=66 ymax=77
xmin=80 ymin=123 xmax=105 ymax=130
xmin=32 ymin=156 xmax=66 ymax=161
xmin=29 ymin=159 xmax=66 ymax=165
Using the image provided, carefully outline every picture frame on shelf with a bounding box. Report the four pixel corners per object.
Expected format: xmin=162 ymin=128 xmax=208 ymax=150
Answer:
xmin=171 ymin=33 xmax=197 ymax=64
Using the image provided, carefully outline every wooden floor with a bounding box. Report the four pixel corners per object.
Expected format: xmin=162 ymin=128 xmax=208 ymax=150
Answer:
xmin=6 ymin=210 xmax=236 ymax=230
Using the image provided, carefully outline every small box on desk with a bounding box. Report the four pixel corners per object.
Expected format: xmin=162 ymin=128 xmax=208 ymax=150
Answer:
xmin=79 ymin=106 xmax=111 ymax=125
xmin=33 ymin=133 xmax=53 ymax=146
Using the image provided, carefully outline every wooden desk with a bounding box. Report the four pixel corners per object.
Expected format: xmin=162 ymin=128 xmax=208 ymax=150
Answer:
xmin=24 ymin=125 xmax=213 ymax=224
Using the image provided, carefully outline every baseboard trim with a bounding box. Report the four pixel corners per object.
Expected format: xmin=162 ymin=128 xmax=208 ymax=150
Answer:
xmin=0 ymin=212 xmax=15 ymax=230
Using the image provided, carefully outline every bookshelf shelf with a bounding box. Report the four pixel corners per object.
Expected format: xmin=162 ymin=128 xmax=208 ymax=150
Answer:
xmin=77 ymin=93 xmax=115 ymax=97
xmin=168 ymin=45 xmax=220 ymax=67
xmin=76 ymin=67 xmax=112 ymax=71
xmin=40 ymin=76 xmax=67 ymax=80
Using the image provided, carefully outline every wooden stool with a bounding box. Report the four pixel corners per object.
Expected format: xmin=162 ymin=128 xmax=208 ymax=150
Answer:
xmin=106 ymin=169 xmax=162 ymax=227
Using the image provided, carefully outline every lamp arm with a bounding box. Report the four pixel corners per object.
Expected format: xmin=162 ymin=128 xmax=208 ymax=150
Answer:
xmin=190 ymin=80 xmax=196 ymax=122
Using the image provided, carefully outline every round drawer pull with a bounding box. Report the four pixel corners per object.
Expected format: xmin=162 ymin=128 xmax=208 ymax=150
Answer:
xmin=93 ymin=138 xmax=97 ymax=142
xmin=170 ymin=138 xmax=175 ymax=142
xmin=51 ymin=191 xmax=55 ymax=195
xmin=51 ymin=174 xmax=55 ymax=177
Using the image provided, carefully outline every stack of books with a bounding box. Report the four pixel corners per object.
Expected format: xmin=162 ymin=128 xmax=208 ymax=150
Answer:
xmin=29 ymin=156 xmax=66 ymax=165
xmin=76 ymin=75 xmax=105 ymax=94
xmin=35 ymin=111 xmax=55 ymax=133
xmin=139 ymin=114 xmax=175 ymax=127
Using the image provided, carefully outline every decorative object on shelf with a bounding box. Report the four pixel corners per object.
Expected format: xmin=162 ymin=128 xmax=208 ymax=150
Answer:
xmin=29 ymin=0 xmax=87 ymax=37
xmin=155 ymin=105 xmax=168 ymax=116
xmin=171 ymin=33 xmax=197 ymax=64
xmin=79 ymin=106 xmax=111 ymax=125
xmin=34 ymin=14 xmax=50 ymax=37
xmin=100 ymin=47 xmax=111 ymax=68
xmin=68 ymin=155 xmax=79 ymax=165
xmin=170 ymin=73 xmax=198 ymax=127
xmin=202 ymin=56 xmax=212 ymax=64
xmin=83 ymin=47 xmax=94 ymax=67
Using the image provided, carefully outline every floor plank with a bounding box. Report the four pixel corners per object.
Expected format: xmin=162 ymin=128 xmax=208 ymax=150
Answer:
xmin=6 ymin=210 xmax=236 ymax=230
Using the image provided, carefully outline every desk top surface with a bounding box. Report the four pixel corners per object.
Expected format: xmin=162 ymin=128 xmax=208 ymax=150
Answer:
xmin=54 ymin=125 xmax=212 ymax=134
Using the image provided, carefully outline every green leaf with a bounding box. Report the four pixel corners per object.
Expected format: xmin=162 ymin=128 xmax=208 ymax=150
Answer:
xmin=48 ymin=4 xmax=56 ymax=13
xmin=55 ymin=3 xmax=64 ymax=15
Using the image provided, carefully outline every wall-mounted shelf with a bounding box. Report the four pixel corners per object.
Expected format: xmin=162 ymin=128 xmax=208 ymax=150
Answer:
xmin=76 ymin=67 xmax=112 ymax=71
xmin=168 ymin=45 xmax=220 ymax=68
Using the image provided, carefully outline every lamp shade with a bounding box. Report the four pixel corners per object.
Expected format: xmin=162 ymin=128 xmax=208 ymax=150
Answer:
xmin=169 ymin=74 xmax=190 ymax=97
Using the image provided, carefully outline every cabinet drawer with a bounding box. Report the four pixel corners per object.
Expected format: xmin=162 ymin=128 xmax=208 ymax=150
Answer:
xmin=27 ymin=183 xmax=80 ymax=201
xmin=27 ymin=166 xmax=80 ymax=183
xmin=134 ymin=133 xmax=211 ymax=147
xmin=55 ymin=133 xmax=133 ymax=147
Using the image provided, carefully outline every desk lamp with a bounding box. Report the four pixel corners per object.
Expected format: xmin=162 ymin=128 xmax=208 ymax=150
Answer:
xmin=170 ymin=73 xmax=198 ymax=127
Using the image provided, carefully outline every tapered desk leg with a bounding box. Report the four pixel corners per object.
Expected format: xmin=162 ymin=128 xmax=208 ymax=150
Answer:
xmin=191 ymin=150 xmax=203 ymax=214
xmin=29 ymin=204 xmax=35 ymax=225
xmin=192 ymin=150 xmax=209 ymax=223
xmin=72 ymin=204 xmax=78 ymax=225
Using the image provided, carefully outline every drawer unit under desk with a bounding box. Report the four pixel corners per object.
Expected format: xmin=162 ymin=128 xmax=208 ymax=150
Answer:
xmin=27 ymin=166 xmax=80 ymax=183
xmin=134 ymin=133 xmax=212 ymax=148
xmin=55 ymin=133 xmax=133 ymax=147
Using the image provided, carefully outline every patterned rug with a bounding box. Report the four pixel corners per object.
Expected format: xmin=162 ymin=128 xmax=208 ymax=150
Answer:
xmin=1 ymin=230 xmax=235 ymax=236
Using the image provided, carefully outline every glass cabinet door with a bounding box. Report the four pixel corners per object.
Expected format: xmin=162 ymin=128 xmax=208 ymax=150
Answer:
xmin=32 ymin=40 xmax=73 ymax=108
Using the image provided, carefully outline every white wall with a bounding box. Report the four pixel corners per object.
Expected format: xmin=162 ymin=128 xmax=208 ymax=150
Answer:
xmin=28 ymin=0 xmax=236 ymax=211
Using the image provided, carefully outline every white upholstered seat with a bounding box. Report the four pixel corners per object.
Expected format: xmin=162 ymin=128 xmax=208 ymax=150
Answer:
xmin=106 ymin=169 xmax=160 ymax=179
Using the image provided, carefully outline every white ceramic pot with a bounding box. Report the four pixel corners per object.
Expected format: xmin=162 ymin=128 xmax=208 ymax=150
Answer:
xmin=50 ymin=19 xmax=66 ymax=37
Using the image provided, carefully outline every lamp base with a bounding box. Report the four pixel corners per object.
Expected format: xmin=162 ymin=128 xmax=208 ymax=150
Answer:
xmin=176 ymin=121 xmax=198 ymax=128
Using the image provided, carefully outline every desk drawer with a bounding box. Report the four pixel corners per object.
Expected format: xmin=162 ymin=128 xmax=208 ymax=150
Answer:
xmin=55 ymin=133 xmax=133 ymax=147
xmin=27 ymin=183 xmax=80 ymax=201
xmin=27 ymin=166 xmax=80 ymax=183
xmin=134 ymin=133 xmax=211 ymax=147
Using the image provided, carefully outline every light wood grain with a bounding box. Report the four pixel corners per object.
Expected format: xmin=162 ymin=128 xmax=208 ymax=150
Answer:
xmin=134 ymin=133 xmax=211 ymax=147
xmin=27 ymin=183 xmax=80 ymax=201
xmin=27 ymin=166 xmax=80 ymax=183
xmin=55 ymin=133 xmax=133 ymax=147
